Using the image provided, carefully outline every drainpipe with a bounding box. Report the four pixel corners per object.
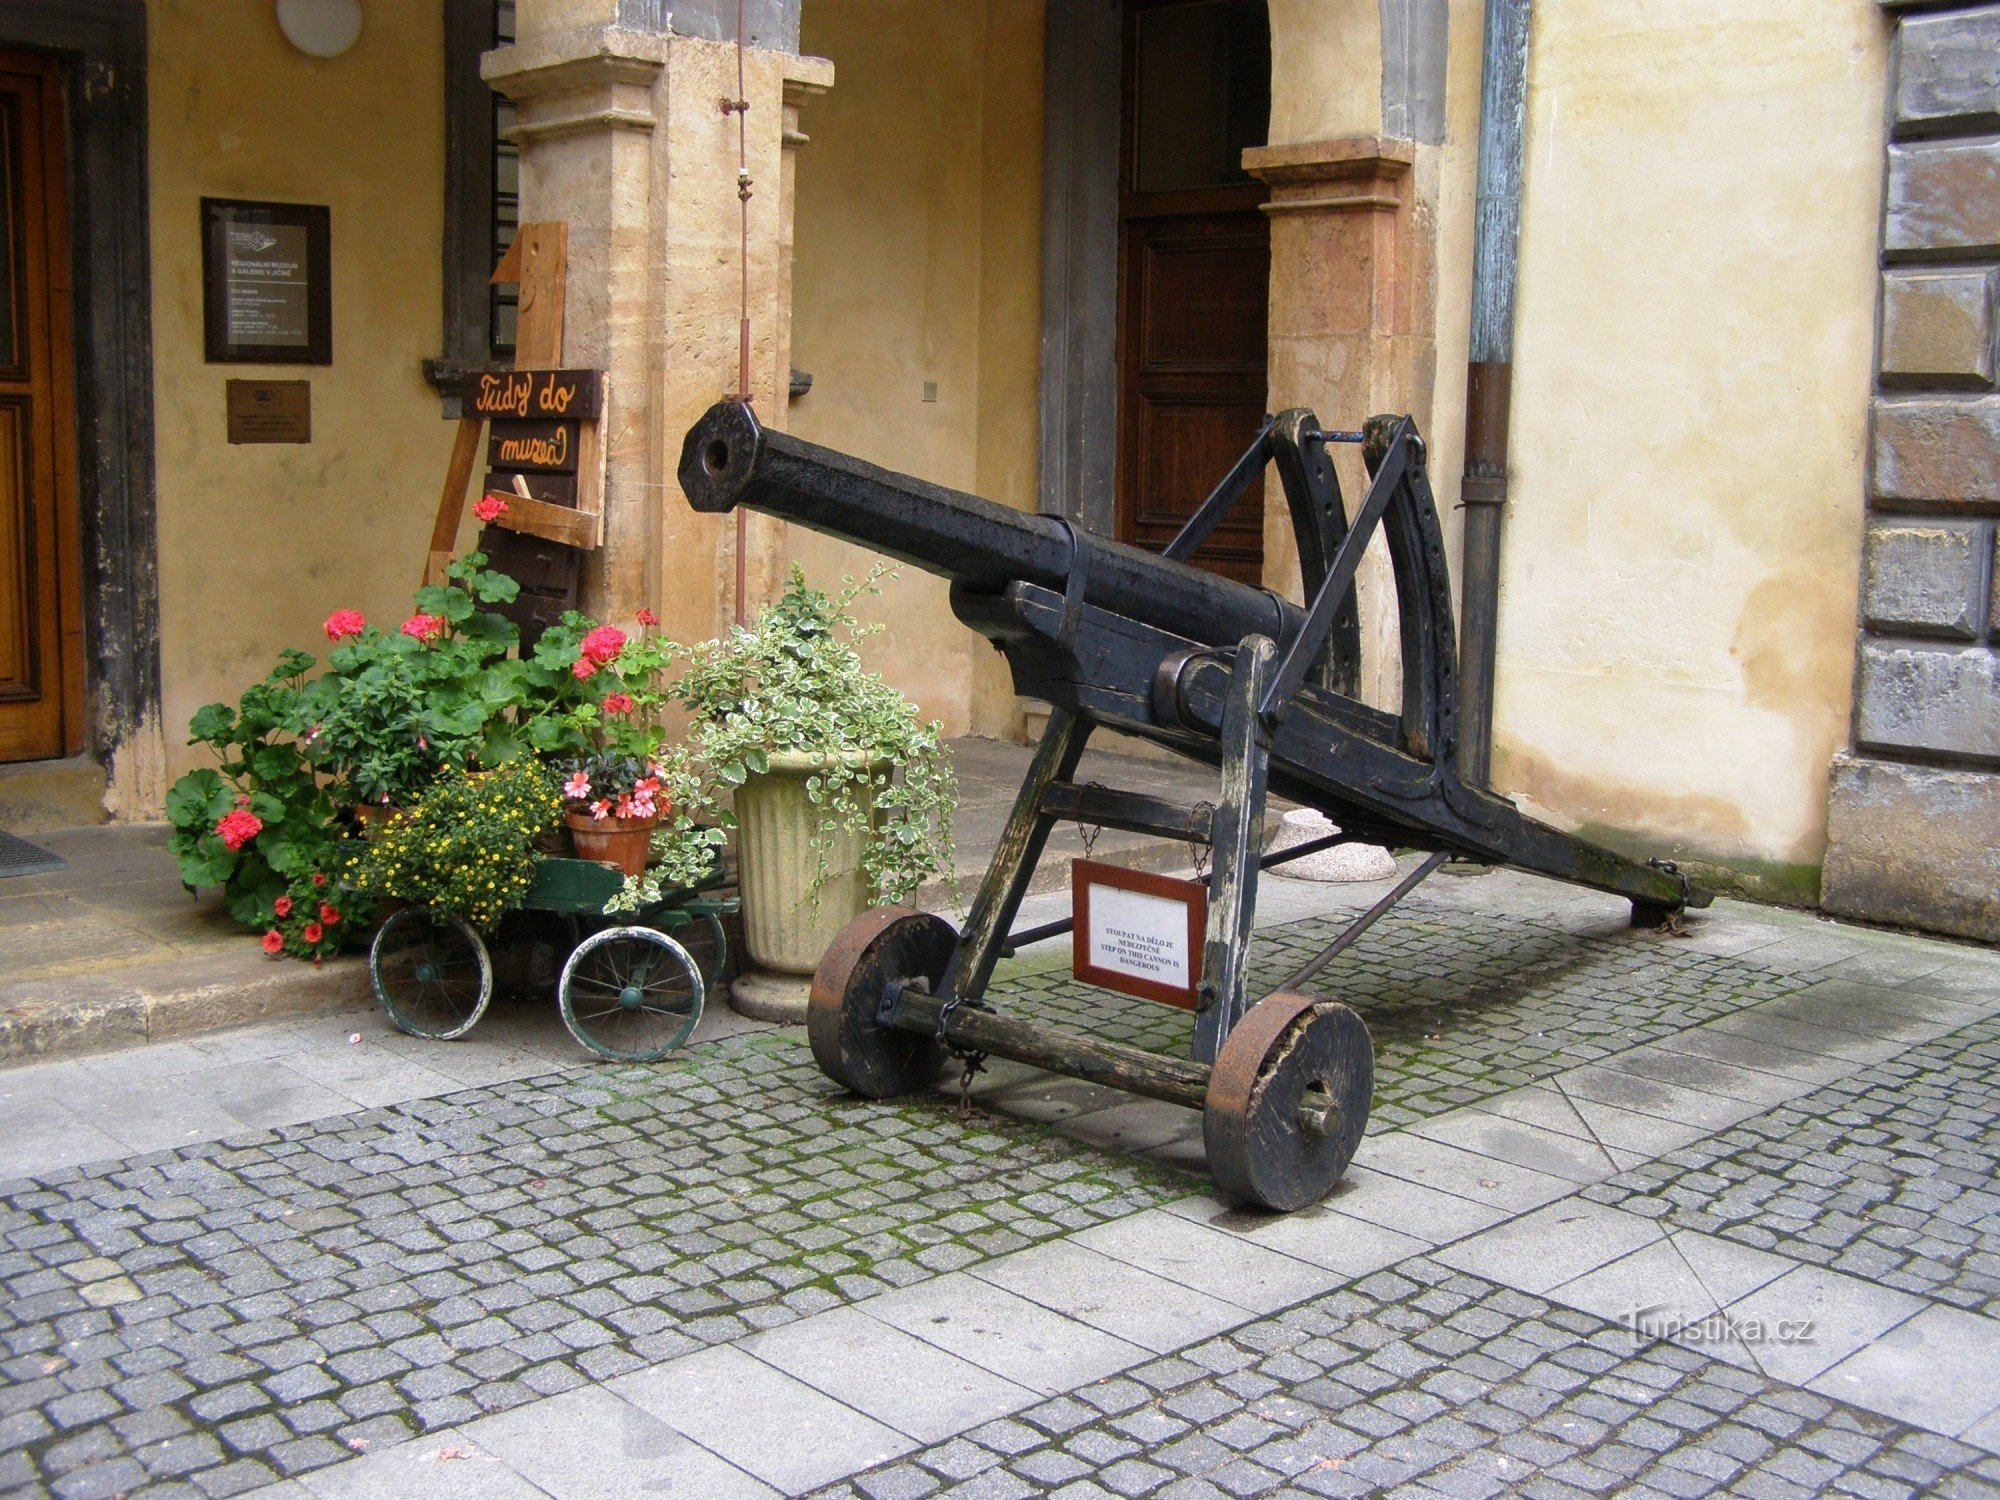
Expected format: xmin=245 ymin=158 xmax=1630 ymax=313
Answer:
xmin=1457 ymin=0 xmax=1532 ymax=786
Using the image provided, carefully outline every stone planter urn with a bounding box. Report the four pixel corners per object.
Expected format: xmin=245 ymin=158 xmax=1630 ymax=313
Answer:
xmin=730 ymin=748 xmax=883 ymax=1022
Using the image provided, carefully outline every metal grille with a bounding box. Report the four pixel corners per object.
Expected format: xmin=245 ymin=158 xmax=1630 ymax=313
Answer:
xmin=0 ymin=830 xmax=64 ymax=878
xmin=491 ymin=0 xmax=519 ymax=356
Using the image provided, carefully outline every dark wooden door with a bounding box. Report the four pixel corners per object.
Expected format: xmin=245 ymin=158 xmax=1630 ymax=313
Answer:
xmin=0 ymin=52 xmax=80 ymax=764
xmin=1115 ymin=0 xmax=1270 ymax=588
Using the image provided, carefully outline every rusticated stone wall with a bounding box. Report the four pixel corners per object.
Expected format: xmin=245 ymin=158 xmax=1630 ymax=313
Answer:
xmin=1824 ymin=1 xmax=2000 ymax=940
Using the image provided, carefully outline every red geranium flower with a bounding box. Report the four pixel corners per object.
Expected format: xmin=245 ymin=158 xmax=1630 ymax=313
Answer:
xmin=303 ymin=922 xmax=324 ymax=945
xmin=635 ymin=608 xmax=659 ymax=627
xmin=571 ymin=657 xmax=597 ymax=680
xmin=579 ymin=625 xmax=626 ymax=665
xmin=319 ymin=903 xmax=340 ymax=925
xmin=473 ymin=494 xmax=509 ymax=523
xmin=274 ymin=895 xmax=293 ymax=918
xmin=323 ymin=609 xmax=366 ymax=642
xmin=215 ymin=808 xmax=263 ymax=851
xmin=601 ymin=692 xmax=634 ymax=715
xmin=261 ymin=930 xmax=284 ymax=954
xmin=401 ymin=613 xmax=446 ymax=644
xmin=312 ymin=873 xmax=327 ymax=888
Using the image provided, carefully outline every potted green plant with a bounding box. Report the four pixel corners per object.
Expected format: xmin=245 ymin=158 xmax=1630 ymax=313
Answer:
xmin=547 ymin=612 xmax=684 ymax=875
xmin=678 ymin=565 xmax=954 ymax=1020
xmin=304 ymin=552 xmax=524 ymax=823
xmin=345 ymin=756 xmax=563 ymax=928
xmin=165 ymin=647 xmax=369 ymax=953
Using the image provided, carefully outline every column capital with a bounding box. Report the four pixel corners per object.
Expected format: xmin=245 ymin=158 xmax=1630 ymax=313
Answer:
xmin=1243 ymin=137 xmax=1416 ymax=214
xmin=483 ymin=27 xmax=669 ymax=103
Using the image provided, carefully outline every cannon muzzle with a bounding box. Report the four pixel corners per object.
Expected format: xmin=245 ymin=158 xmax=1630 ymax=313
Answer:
xmin=680 ymin=401 xmax=1304 ymax=653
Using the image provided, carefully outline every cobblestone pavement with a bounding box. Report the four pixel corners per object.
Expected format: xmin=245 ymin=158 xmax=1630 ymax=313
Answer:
xmin=0 ymin=1041 xmax=1173 ymax=1495
xmin=812 ymin=1259 xmax=2000 ymax=1500
xmin=1006 ymin=902 xmax=1801 ymax=1129
xmin=1588 ymin=1011 xmax=2000 ymax=1313
xmin=1 ymin=868 xmax=1997 ymax=1498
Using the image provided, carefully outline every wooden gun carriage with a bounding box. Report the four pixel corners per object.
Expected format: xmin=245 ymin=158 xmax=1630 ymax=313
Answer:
xmin=680 ymin=400 xmax=1706 ymax=1211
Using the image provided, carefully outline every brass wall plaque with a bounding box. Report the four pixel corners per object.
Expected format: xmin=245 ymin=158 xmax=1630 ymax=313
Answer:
xmin=226 ymin=379 xmax=312 ymax=444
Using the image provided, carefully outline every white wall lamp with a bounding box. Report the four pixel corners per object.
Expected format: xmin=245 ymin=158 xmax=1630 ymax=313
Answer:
xmin=275 ymin=0 xmax=363 ymax=59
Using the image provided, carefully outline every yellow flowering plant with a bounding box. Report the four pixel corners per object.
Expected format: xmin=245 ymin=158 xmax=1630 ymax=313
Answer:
xmin=345 ymin=758 xmax=562 ymax=928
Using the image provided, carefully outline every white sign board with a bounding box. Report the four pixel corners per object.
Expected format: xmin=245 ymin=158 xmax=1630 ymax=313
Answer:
xmin=1071 ymin=859 xmax=1206 ymax=1009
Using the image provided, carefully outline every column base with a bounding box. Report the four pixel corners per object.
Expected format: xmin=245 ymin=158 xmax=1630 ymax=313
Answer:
xmin=729 ymin=969 xmax=813 ymax=1024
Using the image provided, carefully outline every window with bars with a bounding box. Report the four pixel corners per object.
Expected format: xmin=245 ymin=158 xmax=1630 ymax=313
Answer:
xmin=490 ymin=0 xmax=517 ymax=357
xmin=428 ymin=0 xmax=520 ymax=404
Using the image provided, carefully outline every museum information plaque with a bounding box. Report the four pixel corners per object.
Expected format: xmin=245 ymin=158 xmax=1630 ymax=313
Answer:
xmin=1072 ymin=859 xmax=1207 ymax=1009
xmin=202 ymin=199 xmax=331 ymax=364
xmin=225 ymin=380 xmax=311 ymax=444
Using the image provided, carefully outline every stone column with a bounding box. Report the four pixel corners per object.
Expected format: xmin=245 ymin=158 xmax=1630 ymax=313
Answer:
xmin=484 ymin=12 xmax=831 ymax=641
xmin=1245 ymin=137 xmax=1431 ymax=708
xmin=1822 ymin=1 xmax=2000 ymax=941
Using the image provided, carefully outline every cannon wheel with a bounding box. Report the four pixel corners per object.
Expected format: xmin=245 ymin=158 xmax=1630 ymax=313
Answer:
xmin=809 ymin=906 xmax=956 ymax=1098
xmin=1204 ymin=992 xmax=1373 ymax=1212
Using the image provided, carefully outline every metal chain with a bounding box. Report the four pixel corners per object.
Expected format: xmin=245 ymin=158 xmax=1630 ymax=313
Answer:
xmin=1189 ymin=800 xmax=1214 ymax=881
xmin=1077 ymin=781 xmax=1104 ymax=858
xmin=932 ymin=988 xmax=987 ymax=1118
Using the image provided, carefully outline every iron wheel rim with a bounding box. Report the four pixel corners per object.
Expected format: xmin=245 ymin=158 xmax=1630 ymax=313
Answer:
xmin=558 ymin=926 xmax=704 ymax=1062
xmin=369 ymin=909 xmax=493 ymax=1041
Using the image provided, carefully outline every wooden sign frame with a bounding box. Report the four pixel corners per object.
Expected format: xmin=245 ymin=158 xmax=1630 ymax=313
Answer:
xmin=1071 ymin=859 xmax=1207 ymax=1010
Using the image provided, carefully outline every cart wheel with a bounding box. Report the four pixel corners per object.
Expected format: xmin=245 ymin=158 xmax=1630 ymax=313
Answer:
xmin=673 ymin=910 xmax=729 ymax=991
xmin=558 ymin=927 xmax=704 ymax=1062
xmin=809 ymin=906 xmax=956 ymax=1099
xmin=1203 ymin=992 xmax=1373 ymax=1212
xmin=370 ymin=909 xmax=493 ymax=1040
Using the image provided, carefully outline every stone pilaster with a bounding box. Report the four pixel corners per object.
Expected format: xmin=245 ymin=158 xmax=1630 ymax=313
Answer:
xmin=484 ymin=19 xmax=831 ymax=641
xmin=1245 ymin=137 xmax=1432 ymax=708
xmin=1823 ymin=0 xmax=2000 ymax=940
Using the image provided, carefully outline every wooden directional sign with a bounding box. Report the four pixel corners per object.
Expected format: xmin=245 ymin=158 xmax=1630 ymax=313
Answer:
xmin=461 ymin=368 xmax=602 ymax=421
xmin=486 ymin=469 xmax=578 ymax=508
xmin=489 ymin=419 xmax=580 ymax=473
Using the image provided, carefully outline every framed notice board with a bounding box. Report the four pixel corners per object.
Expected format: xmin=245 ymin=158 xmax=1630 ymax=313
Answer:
xmin=1071 ymin=859 xmax=1207 ymax=1010
xmin=201 ymin=198 xmax=331 ymax=364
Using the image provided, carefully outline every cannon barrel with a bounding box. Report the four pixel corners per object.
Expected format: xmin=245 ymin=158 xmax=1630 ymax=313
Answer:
xmin=679 ymin=401 xmax=1306 ymax=653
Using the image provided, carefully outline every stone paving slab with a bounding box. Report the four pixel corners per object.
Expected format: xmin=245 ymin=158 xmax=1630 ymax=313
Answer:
xmin=1587 ymin=1010 xmax=2000 ymax=1315
xmin=810 ymin=1257 xmax=2000 ymax=1500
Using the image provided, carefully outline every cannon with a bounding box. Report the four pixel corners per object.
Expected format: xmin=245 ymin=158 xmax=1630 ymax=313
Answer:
xmin=680 ymin=400 xmax=1706 ymax=1211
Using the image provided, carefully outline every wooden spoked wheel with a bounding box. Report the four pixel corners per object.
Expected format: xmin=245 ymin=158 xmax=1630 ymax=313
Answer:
xmin=369 ymin=909 xmax=493 ymax=1041
xmin=1203 ymin=992 xmax=1373 ymax=1212
xmin=808 ymin=906 xmax=957 ymax=1098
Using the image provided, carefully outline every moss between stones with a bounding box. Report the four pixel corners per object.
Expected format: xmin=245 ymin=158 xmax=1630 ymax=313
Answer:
xmin=1574 ymin=819 xmax=1822 ymax=908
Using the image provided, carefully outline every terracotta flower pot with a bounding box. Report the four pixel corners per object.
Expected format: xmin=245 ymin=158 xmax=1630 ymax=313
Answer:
xmin=565 ymin=808 xmax=660 ymax=877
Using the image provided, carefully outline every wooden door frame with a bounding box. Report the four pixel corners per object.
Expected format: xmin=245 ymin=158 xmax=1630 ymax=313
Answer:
xmin=0 ymin=2 xmax=157 ymax=768
xmin=0 ymin=51 xmax=85 ymax=758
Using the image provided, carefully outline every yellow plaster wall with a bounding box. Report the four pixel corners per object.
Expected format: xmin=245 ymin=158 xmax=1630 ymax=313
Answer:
xmin=1267 ymin=0 xmax=1383 ymax=144
xmin=147 ymin=1 xmax=455 ymax=786
xmin=788 ymin=0 xmax=1042 ymax=740
xmin=1490 ymin=0 xmax=1887 ymax=882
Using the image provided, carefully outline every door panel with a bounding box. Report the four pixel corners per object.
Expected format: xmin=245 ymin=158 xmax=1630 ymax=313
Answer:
xmin=0 ymin=52 xmax=80 ymax=764
xmin=1115 ymin=0 xmax=1270 ymax=588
